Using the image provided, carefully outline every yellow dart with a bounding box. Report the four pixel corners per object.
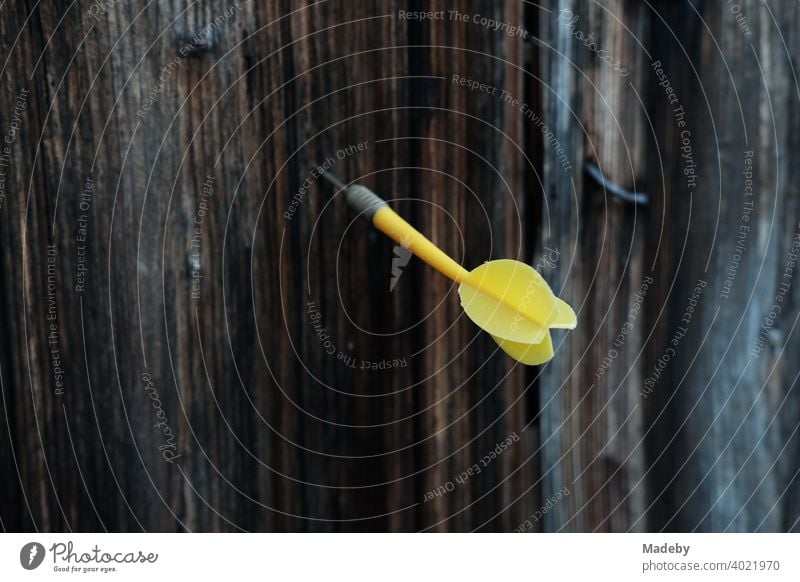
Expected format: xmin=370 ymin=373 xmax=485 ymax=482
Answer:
xmin=320 ymin=171 xmax=576 ymax=365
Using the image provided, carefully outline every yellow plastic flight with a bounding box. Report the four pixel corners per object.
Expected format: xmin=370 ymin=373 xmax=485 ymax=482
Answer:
xmin=492 ymin=331 xmax=554 ymax=366
xmin=324 ymin=173 xmax=577 ymax=365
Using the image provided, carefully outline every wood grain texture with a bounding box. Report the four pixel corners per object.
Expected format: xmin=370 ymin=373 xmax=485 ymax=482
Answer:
xmin=537 ymin=0 xmax=800 ymax=532
xmin=1 ymin=0 xmax=799 ymax=533
xmin=641 ymin=0 xmax=800 ymax=533
xmin=0 ymin=0 xmax=531 ymax=533
xmin=537 ymin=0 xmax=651 ymax=533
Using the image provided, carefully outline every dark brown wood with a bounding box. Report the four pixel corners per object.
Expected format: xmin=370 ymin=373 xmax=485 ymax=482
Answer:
xmin=1 ymin=0 xmax=799 ymax=533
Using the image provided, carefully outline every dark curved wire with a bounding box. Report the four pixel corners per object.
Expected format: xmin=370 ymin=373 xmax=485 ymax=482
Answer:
xmin=584 ymin=162 xmax=649 ymax=205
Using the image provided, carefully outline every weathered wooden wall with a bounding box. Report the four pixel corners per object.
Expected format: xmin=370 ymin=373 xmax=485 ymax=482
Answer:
xmin=538 ymin=0 xmax=800 ymax=532
xmin=1 ymin=0 xmax=799 ymax=532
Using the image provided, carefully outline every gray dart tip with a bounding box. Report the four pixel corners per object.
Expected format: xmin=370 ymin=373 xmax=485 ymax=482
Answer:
xmin=317 ymin=167 xmax=348 ymax=191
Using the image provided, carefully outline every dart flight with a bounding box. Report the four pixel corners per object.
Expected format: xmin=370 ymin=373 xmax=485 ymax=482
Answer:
xmin=321 ymin=172 xmax=576 ymax=365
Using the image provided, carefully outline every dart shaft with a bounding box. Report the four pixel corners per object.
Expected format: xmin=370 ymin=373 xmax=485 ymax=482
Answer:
xmin=372 ymin=206 xmax=470 ymax=284
xmin=332 ymin=177 xmax=470 ymax=284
